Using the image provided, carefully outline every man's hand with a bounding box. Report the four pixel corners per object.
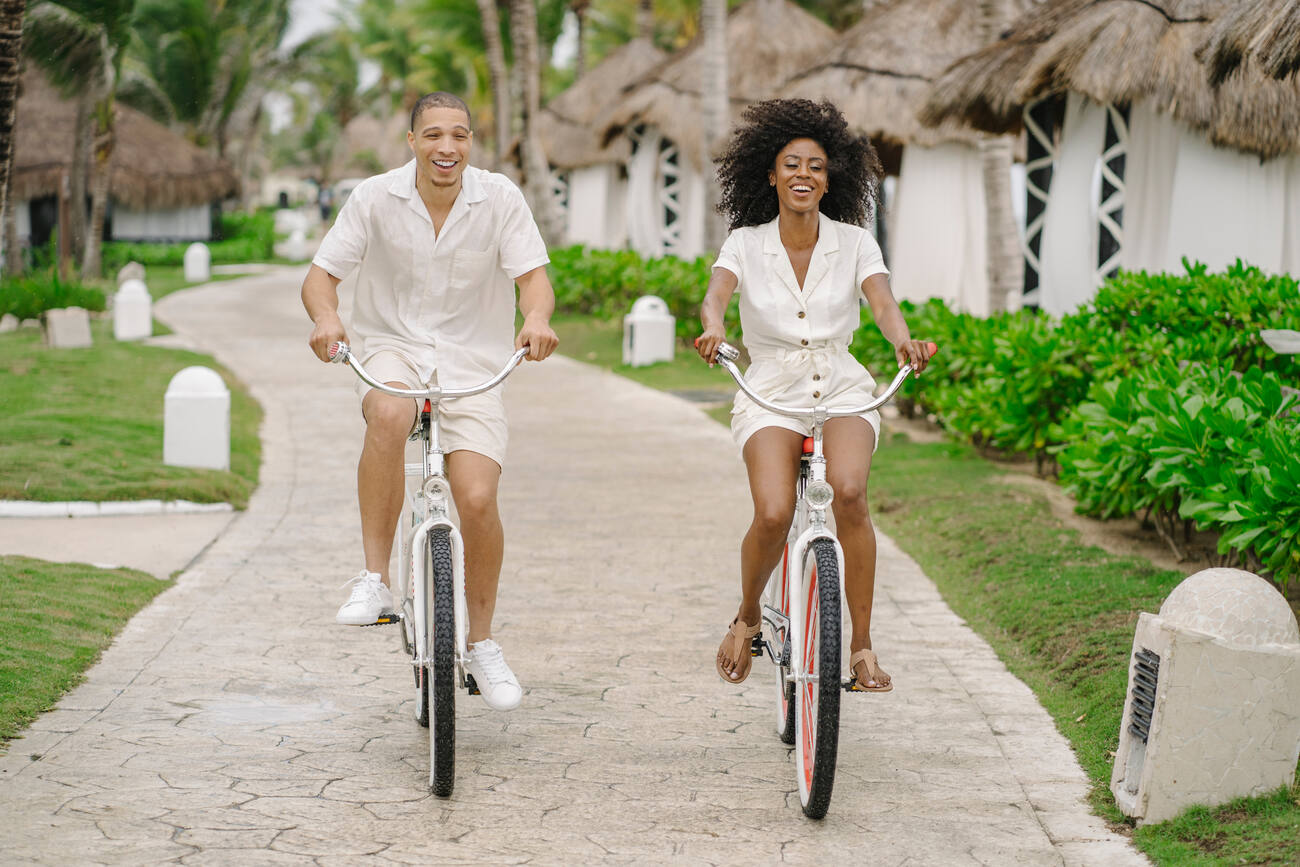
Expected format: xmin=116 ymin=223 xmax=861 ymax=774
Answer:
xmin=515 ymin=314 xmax=558 ymax=361
xmin=309 ymin=311 xmax=349 ymax=362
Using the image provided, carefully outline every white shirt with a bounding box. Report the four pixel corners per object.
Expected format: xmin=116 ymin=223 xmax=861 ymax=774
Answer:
xmin=713 ymin=212 xmax=888 ymax=358
xmin=313 ymin=161 xmax=549 ymax=386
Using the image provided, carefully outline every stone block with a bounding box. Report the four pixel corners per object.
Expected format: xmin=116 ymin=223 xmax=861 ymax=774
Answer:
xmin=113 ymin=279 xmax=153 ymax=341
xmin=183 ymin=242 xmax=211 ymax=283
xmin=622 ymin=295 xmax=675 ymax=367
xmin=43 ymin=307 xmax=93 ymax=348
xmin=116 ymin=261 xmax=146 ymax=287
xmin=0 ymin=313 xmax=17 ymax=333
xmin=163 ymin=366 xmax=230 ymax=470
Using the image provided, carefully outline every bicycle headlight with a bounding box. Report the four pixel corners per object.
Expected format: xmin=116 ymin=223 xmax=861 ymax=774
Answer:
xmin=423 ymin=477 xmax=451 ymax=506
xmin=805 ymin=480 xmax=834 ymax=509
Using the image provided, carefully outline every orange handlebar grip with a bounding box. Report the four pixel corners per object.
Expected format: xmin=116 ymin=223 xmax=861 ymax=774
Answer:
xmin=926 ymin=342 xmax=939 ymax=356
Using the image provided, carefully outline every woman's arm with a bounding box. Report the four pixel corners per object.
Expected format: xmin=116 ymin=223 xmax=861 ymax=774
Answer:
xmin=862 ymin=273 xmax=933 ymax=372
xmin=696 ymin=267 xmax=739 ymax=363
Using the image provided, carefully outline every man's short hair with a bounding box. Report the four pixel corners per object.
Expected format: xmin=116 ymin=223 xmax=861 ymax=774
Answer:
xmin=410 ymin=92 xmax=472 ymax=131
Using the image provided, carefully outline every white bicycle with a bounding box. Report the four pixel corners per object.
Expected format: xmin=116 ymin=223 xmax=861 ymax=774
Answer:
xmin=328 ymin=340 xmax=528 ymax=797
xmin=710 ymin=340 xmax=935 ymax=819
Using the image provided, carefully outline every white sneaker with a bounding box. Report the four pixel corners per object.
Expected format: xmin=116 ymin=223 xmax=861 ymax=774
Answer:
xmin=336 ymin=570 xmax=394 ymax=625
xmin=465 ymin=639 xmax=523 ymax=710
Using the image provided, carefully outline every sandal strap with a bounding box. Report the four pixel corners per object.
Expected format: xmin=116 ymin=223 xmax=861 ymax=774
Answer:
xmin=849 ymin=648 xmax=878 ymax=671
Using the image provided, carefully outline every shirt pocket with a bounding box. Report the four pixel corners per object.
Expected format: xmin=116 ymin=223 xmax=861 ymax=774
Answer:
xmin=447 ymin=248 xmax=497 ymax=299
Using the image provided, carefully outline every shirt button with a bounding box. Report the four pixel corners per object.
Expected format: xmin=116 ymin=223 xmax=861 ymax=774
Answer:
xmin=813 ymin=391 xmax=821 ymax=398
xmin=813 ymin=374 xmax=821 ymax=381
xmin=797 ymin=311 xmax=806 ymax=319
xmin=800 ymin=339 xmax=809 ymax=346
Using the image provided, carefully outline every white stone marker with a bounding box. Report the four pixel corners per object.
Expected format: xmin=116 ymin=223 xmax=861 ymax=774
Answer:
xmin=116 ymin=261 xmax=146 ymax=287
xmin=183 ymin=242 xmax=211 ymax=283
xmin=0 ymin=313 xmax=17 ymax=333
xmin=1111 ymin=567 xmax=1300 ymax=824
xmin=163 ymin=366 xmax=230 ymax=471
xmin=44 ymin=307 xmax=93 ymax=348
xmin=622 ymin=295 xmax=675 ymax=367
xmin=113 ymin=278 xmax=152 ymax=341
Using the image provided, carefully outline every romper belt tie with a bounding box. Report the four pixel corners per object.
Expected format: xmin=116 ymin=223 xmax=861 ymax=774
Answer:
xmin=748 ymin=342 xmax=842 ymax=389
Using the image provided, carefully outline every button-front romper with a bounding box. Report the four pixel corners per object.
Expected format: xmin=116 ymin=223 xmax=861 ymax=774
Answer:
xmin=712 ymin=212 xmax=890 ymax=453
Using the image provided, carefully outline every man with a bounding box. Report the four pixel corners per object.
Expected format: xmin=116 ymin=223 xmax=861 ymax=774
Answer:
xmin=302 ymin=92 xmax=559 ymax=711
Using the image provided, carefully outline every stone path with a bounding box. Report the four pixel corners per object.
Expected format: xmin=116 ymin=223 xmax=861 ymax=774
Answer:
xmin=0 ymin=268 xmax=1147 ymax=865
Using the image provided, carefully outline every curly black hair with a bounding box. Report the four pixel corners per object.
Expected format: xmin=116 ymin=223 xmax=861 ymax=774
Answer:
xmin=715 ymin=98 xmax=882 ymax=230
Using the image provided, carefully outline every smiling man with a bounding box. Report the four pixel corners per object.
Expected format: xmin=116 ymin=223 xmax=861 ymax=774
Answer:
xmin=301 ymin=91 xmax=559 ymax=711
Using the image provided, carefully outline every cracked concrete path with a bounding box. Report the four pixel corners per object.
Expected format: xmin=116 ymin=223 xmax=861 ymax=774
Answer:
xmin=0 ymin=268 xmax=1146 ymax=865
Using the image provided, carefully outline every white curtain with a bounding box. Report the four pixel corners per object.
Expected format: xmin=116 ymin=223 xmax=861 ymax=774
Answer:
xmin=565 ymin=165 xmax=613 ymax=248
xmin=1038 ymin=92 xmax=1106 ymax=315
xmin=625 ymin=127 xmax=663 ymax=258
xmin=1121 ymin=101 xmax=1181 ymax=273
xmin=673 ymin=158 xmax=708 ymax=261
xmin=1165 ymin=130 xmax=1289 ymax=273
xmin=888 ymin=142 xmax=989 ymax=316
xmin=113 ymin=204 xmax=211 ymax=242
xmin=16 ymin=199 xmax=30 ymax=241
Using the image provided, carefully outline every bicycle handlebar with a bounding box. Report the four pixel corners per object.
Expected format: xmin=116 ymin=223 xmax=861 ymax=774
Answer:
xmin=711 ymin=341 xmax=937 ymax=421
xmin=327 ymin=341 xmax=529 ymax=401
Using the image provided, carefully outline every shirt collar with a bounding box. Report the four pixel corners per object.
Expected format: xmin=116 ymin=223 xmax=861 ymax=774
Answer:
xmin=761 ymin=212 xmax=839 ymax=255
xmin=389 ymin=160 xmax=487 ymax=223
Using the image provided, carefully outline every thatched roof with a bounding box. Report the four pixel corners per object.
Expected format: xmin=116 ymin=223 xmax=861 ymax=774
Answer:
xmin=11 ymin=69 xmax=239 ymax=209
xmin=600 ymin=0 xmax=837 ymax=168
xmin=534 ymin=38 xmax=667 ymax=170
xmin=920 ymin=0 xmax=1300 ymax=160
xmin=1201 ymin=0 xmax=1300 ymax=83
xmin=781 ymin=0 xmax=1040 ymax=148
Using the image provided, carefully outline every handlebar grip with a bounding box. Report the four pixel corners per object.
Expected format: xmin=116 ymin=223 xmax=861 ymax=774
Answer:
xmin=926 ymin=341 xmax=938 ymax=357
xmin=328 ymin=341 xmax=350 ymax=363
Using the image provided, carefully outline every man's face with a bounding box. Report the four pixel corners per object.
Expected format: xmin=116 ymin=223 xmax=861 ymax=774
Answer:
xmin=407 ymin=105 xmax=473 ymax=190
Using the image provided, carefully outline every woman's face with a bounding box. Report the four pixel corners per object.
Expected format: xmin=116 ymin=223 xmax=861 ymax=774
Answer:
xmin=769 ymin=137 xmax=828 ymax=216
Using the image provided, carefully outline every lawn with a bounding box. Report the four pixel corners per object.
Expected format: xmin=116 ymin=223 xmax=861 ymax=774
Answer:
xmin=0 ymin=317 xmax=261 ymax=506
xmin=554 ymin=313 xmax=1300 ymax=867
xmin=0 ymin=556 xmax=171 ymax=747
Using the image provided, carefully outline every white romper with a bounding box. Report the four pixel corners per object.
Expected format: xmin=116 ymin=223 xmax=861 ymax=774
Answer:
xmin=712 ymin=212 xmax=890 ymax=453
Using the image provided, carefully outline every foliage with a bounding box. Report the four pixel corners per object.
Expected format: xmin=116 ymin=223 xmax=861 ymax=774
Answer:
xmin=0 ymin=270 xmax=106 ymax=319
xmin=100 ymin=210 xmax=275 ymax=271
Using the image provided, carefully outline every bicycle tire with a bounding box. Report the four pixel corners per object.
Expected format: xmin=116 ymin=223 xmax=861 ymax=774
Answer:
xmin=771 ymin=545 xmax=796 ymax=745
xmin=414 ymin=662 xmax=429 ymax=728
xmin=428 ymin=527 xmax=456 ymax=797
xmin=795 ymin=537 xmax=842 ymax=820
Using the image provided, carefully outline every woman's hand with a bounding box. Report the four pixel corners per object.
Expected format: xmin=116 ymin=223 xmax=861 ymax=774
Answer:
xmin=895 ymin=338 xmax=935 ymax=374
xmin=695 ymin=325 xmax=727 ymax=365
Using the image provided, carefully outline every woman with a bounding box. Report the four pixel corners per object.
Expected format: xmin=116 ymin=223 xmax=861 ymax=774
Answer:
xmin=696 ymin=98 xmax=932 ymax=691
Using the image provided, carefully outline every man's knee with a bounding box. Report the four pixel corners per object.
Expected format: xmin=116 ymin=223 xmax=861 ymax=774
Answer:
xmin=363 ymin=391 xmax=415 ymax=442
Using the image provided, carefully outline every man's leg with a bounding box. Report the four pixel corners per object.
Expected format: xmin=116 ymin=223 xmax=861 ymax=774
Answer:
xmin=446 ymin=449 xmax=504 ymax=644
xmin=359 ymin=386 xmax=416 ymax=584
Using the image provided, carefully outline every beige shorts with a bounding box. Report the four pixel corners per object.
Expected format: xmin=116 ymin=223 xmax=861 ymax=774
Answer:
xmin=357 ymin=349 xmax=509 ymax=468
xmin=730 ymin=349 xmax=881 ymax=455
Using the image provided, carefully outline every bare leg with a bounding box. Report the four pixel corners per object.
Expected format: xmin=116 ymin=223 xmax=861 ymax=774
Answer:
xmin=359 ymin=387 xmax=416 ymax=586
xmin=718 ymin=427 xmax=804 ymax=680
xmin=824 ymin=416 xmax=889 ymax=688
xmin=447 ymin=450 xmax=504 ymax=644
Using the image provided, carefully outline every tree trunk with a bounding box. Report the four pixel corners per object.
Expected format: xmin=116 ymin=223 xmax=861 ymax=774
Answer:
xmin=637 ymin=0 xmax=653 ymax=41
xmin=0 ymin=0 xmax=24 ymax=275
xmin=67 ymin=90 xmax=91 ymax=270
xmin=699 ymin=0 xmax=727 ymax=252
xmin=509 ymin=0 xmax=562 ymax=245
xmin=977 ymin=0 xmax=1022 ymax=312
xmin=237 ymin=98 xmax=264 ymax=211
xmin=476 ymin=0 xmax=511 ymax=170
xmin=573 ymin=0 xmax=589 ymax=80
xmin=82 ymin=106 xmax=112 ymax=277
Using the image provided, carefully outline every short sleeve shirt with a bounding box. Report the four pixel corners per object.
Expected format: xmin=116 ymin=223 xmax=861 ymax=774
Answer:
xmin=712 ymin=212 xmax=888 ymax=356
xmin=313 ymin=161 xmax=549 ymax=387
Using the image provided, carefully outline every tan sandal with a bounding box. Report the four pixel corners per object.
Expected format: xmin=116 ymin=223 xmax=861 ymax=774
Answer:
xmin=716 ymin=618 xmax=761 ymax=683
xmin=847 ymin=649 xmax=893 ymax=693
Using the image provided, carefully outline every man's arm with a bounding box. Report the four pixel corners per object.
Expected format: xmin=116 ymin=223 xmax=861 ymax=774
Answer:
xmin=514 ymin=265 xmax=559 ymax=361
xmin=303 ymin=264 xmax=348 ymax=362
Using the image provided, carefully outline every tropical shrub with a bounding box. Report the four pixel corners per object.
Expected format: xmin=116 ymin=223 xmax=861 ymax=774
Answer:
xmin=0 ymin=271 xmax=106 ymax=320
xmin=100 ymin=210 xmax=276 ymax=273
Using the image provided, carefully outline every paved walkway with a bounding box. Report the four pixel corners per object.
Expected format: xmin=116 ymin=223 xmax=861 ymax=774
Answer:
xmin=0 ymin=269 xmax=1147 ymax=865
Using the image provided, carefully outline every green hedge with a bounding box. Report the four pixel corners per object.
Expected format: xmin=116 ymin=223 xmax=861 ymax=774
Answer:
xmin=100 ymin=210 xmax=275 ymax=274
xmin=0 ymin=271 xmax=106 ymax=320
xmin=546 ymin=245 xmax=737 ymax=342
xmin=848 ymin=261 xmax=1300 ymax=587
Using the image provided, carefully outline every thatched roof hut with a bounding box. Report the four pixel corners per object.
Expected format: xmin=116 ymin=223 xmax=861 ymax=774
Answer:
xmin=11 ymin=69 xmax=239 ymax=208
xmin=920 ymin=0 xmax=1300 ymax=160
xmin=1201 ymin=0 xmax=1300 ymax=83
xmin=782 ymin=0 xmax=1039 ymax=150
xmin=600 ymin=0 xmax=836 ymax=168
xmin=535 ymin=38 xmax=666 ymax=170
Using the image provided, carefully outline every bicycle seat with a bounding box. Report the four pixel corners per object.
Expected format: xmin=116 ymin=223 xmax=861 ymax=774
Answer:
xmin=802 ymin=436 xmax=815 ymax=455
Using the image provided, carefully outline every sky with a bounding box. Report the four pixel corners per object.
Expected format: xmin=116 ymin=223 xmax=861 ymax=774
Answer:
xmin=283 ymin=0 xmax=343 ymax=51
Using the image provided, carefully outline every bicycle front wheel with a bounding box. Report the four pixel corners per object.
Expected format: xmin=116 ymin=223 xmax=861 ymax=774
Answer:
xmin=428 ymin=527 xmax=456 ymax=797
xmin=794 ymin=537 xmax=842 ymax=819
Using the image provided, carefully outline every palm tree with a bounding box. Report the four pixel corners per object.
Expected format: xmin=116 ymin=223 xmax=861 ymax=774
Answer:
xmin=699 ymin=0 xmax=726 ymax=251
xmin=0 ymin=0 xmax=25 ymax=277
xmin=509 ymin=0 xmax=562 ymax=242
xmin=977 ymin=0 xmax=1022 ymax=311
xmin=472 ymin=0 xmax=512 ymax=165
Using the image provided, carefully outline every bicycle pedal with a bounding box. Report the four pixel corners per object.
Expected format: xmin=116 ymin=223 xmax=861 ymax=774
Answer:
xmin=750 ymin=635 xmax=764 ymax=657
xmin=363 ymin=612 xmax=402 ymax=627
xmin=464 ymin=674 xmax=480 ymax=695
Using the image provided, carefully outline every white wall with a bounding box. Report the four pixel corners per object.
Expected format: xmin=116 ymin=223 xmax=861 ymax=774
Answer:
xmin=113 ymin=204 xmax=211 ymax=242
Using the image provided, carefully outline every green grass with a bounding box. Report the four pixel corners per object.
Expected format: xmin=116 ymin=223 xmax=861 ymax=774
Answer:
xmin=0 ymin=318 xmax=261 ymax=506
xmin=552 ymin=311 xmax=1300 ymax=866
xmin=0 ymin=556 xmax=171 ymax=747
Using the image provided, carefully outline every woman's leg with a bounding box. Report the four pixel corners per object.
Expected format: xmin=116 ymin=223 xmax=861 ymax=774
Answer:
xmin=823 ymin=416 xmax=889 ymax=688
xmin=718 ymin=427 xmax=804 ymax=679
